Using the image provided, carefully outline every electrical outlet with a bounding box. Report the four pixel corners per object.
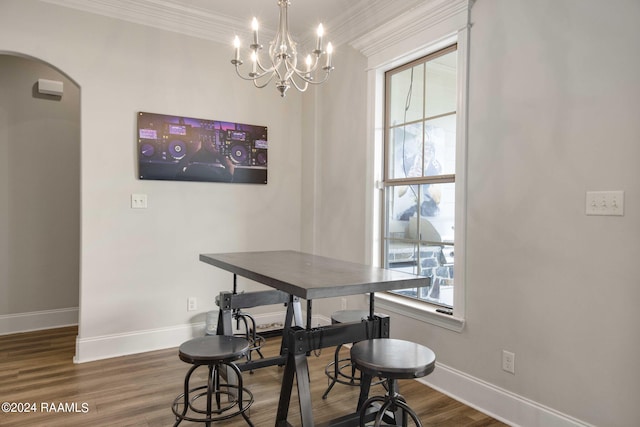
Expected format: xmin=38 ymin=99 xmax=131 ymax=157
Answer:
xmin=502 ymin=350 xmax=515 ymax=374
xmin=187 ymin=297 xmax=197 ymax=312
xmin=131 ymin=193 xmax=148 ymax=209
xmin=586 ymin=191 xmax=624 ymax=216
xmin=341 ymin=298 xmax=347 ymax=310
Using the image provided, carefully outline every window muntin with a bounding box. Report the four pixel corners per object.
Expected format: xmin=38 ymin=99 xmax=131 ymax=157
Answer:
xmin=383 ymin=45 xmax=457 ymax=308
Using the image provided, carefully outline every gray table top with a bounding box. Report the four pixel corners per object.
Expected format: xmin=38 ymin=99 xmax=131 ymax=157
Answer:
xmin=199 ymin=250 xmax=429 ymax=300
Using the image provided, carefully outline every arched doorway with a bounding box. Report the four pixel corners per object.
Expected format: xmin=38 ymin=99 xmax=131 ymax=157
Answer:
xmin=0 ymin=54 xmax=80 ymax=335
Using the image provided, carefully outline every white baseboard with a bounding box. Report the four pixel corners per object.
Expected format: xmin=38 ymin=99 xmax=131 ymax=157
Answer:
xmin=74 ymin=310 xmax=331 ymax=364
xmin=419 ymin=363 xmax=593 ymax=427
xmin=74 ymin=322 xmax=205 ymax=363
xmin=0 ymin=307 xmax=78 ymax=335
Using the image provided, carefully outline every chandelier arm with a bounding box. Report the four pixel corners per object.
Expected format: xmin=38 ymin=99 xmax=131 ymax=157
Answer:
xmin=252 ymin=73 xmax=277 ymax=88
xmin=290 ymin=67 xmax=332 ymax=85
xmin=288 ymin=74 xmax=309 ymax=92
xmin=234 ymin=66 xmax=263 ymax=81
xmin=255 ymin=51 xmax=278 ymax=75
xmin=234 ymin=65 xmax=277 ymax=86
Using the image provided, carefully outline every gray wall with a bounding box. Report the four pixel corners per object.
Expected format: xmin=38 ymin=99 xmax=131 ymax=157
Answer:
xmin=0 ymin=54 xmax=80 ymax=317
xmin=310 ymin=1 xmax=640 ymax=426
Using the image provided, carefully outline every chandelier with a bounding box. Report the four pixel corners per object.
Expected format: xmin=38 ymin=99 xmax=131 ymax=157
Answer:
xmin=231 ymin=0 xmax=334 ymax=97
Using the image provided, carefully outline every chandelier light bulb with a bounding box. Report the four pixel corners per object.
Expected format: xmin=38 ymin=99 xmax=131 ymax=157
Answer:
xmin=325 ymin=42 xmax=333 ymax=69
xmin=251 ymin=17 xmax=259 ymax=46
xmin=305 ymin=54 xmax=312 ymax=72
xmin=316 ymin=23 xmax=324 ymax=53
xmin=233 ymin=36 xmax=241 ymax=63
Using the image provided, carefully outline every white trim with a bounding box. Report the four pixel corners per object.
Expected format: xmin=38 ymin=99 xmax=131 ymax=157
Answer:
xmin=0 ymin=307 xmax=78 ymax=335
xmin=375 ymin=293 xmax=464 ymax=332
xmin=41 ymin=0 xmax=263 ymax=44
xmin=74 ymin=322 xmax=204 ymax=363
xmin=350 ymin=0 xmax=470 ymax=61
xmin=452 ymin=20 xmax=470 ymax=317
xmin=41 ymin=0 xmax=424 ymax=48
xmin=420 ymin=363 xmax=594 ymax=427
xmin=74 ymin=310 xmax=331 ymax=363
xmin=362 ymin=0 xmax=470 ymax=323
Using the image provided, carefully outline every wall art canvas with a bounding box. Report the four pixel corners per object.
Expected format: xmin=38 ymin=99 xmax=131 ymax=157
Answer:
xmin=137 ymin=112 xmax=268 ymax=184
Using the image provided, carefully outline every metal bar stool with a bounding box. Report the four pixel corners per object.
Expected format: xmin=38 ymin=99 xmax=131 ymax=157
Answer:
xmin=233 ymin=310 xmax=266 ymax=365
xmin=322 ymin=310 xmax=385 ymax=399
xmin=212 ymin=289 xmax=265 ymax=367
xmin=351 ymin=338 xmax=436 ymax=427
xmin=172 ymin=335 xmax=255 ymax=427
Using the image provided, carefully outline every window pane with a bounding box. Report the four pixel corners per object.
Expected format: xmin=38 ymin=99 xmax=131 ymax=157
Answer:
xmin=385 ymin=182 xmax=455 ymax=307
xmin=389 ymin=63 xmax=424 ymax=125
xmin=388 ymin=122 xmax=423 ymax=180
xmin=424 ymin=115 xmax=456 ymax=176
xmin=425 ymin=50 xmax=457 ymax=118
xmin=397 ymin=183 xmax=455 ymax=241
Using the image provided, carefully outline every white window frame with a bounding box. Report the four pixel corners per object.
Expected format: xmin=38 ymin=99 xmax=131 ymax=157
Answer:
xmin=356 ymin=0 xmax=471 ymax=332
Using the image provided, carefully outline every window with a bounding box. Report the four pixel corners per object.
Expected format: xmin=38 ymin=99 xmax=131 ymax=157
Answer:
xmin=382 ymin=45 xmax=457 ymax=308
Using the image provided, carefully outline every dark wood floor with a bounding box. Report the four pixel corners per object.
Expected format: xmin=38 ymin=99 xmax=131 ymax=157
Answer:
xmin=0 ymin=327 xmax=506 ymax=426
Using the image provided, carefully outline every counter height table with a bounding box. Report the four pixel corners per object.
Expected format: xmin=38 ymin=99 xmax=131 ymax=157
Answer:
xmin=199 ymin=250 xmax=430 ymax=427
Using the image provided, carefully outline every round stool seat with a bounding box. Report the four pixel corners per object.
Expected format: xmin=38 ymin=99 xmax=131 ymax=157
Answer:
xmin=178 ymin=335 xmax=249 ymax=365
xmin=351 ymin=338 xmax=435 ymax=379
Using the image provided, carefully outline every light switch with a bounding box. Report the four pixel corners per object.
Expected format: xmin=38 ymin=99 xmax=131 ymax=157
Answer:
xmin=585 ymin=191 xmax=624 ymax=216
xmin=131 ymin=193 xmax=148 ymax=209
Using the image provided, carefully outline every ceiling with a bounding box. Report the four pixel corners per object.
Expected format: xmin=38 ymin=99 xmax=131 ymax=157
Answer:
xmin=41 ymin=0 xmax=426 ymax=48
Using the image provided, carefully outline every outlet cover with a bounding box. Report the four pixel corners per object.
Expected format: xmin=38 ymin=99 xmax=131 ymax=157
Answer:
xmin=502 ymin=350 xmax=515 ymax=374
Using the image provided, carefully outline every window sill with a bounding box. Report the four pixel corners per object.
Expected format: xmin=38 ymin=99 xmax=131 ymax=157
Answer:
xmin=374 ymin=292 xmax=465 ymax=332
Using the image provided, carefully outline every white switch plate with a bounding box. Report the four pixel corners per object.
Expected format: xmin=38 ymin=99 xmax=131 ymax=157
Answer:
xmin=585 ymin=191 xmax=624 ymax=216
xmin=131 ymin=193 xmax=148 ymax=209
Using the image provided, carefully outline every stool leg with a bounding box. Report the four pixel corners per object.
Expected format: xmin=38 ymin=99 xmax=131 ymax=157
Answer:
xmin=212 ymin=364 xmax=222 ymax=412
xmin=393 ymin=399 xmax=423 ymax=427
xmin=373 ymin=397 xmax=394 ymax=427
xmin=173 ymin=364 xmax=197 ymax=426
xmin=357 ymin=372 xmax=373 ymax=411
xmin=246 ymin=313 xmax=264 ymax=359
xmin=227 ymin=361 xmax=255 ymax=427
xmin=358 ymin=395 xmax=386 ymax=427
xmin=322 ymin=344 xmax=342 ymax=399
xmin=206 ymin=364 xmax=213 ymax=427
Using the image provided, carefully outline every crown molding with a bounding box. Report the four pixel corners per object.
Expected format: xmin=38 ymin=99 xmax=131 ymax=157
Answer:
xmin=349 ymin=0 xmax=471 ymax=58
xmin=40 ymin=0 xmax=269 ymax=44
xmin=40 ymin=0 xmax=427 ymax=50
xmin=305 ymin=0 xmax=424 ymax=48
